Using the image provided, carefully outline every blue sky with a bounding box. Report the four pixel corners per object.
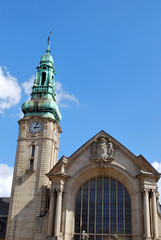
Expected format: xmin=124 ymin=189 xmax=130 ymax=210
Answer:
xmin=0 ymin=0 xmax=161 ymax=196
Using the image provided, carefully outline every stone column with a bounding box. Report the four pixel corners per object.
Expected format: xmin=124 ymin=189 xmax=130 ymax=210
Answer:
xmin=47 ymin=191 xmax=55 ymax=236
xmin=152 ymin=190 xmax=158 ymax=239
xmin=54 ymin=188 xmax=63 ymax=237
xmin=143 ymin=189 xmax=151 ymax=239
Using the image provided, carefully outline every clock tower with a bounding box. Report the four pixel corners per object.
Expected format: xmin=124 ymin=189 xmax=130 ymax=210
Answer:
xmin=6 ymin=37 xmax=61 ymax=240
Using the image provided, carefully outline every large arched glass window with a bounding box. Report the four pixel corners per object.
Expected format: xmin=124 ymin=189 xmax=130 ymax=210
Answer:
xmin=74 ymin=177 xmax=131 ymax=240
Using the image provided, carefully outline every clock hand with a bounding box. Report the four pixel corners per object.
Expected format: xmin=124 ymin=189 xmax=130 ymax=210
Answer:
xmin=34 ymin=123 xmax=39 ymax=129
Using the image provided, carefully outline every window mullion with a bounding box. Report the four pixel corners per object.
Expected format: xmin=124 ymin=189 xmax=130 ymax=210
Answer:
xmin=80 ymin=187 xmax=83 ymax=237
xmin=123 ymin=186 xmax=125 ymax=237
xmin=87 ymin=181 xmax=90 ymax=234
xmin=94 ymin=178 xmax=97 ymax=240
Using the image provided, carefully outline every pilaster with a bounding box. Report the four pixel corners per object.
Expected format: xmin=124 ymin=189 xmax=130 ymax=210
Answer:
xmin=152 ymin=189 xmax=159 ymax=240
xmin=143 ymin=188 xmax=151 ymax=240
xmin=54 ymin=187 xmax=63 ymax=237
xmin=47 ymin=191 xmax=56 ymax=236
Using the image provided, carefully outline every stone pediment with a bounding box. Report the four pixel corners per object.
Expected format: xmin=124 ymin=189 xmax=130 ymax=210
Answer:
xmin=47 ymin=130 xmax=160 ymax=179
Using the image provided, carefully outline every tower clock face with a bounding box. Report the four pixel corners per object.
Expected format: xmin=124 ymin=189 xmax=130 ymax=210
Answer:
xmin=29 ymin=122 xmax=42 ymax=133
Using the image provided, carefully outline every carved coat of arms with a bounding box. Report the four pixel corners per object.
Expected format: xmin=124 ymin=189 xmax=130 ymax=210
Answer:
xmin=90 ymin=137 xmax=115 ymax=164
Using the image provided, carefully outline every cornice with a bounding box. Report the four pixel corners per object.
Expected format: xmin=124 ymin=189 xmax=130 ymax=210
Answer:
xmin=136 ymin=170 xmax=160 ymax=180
xmin=17 ymin=136 xmax=59 ymax=145
xmin=47 ymin=172 xmax=69 ymax=181
xmin=47 ymin=156 xmax=68 ymax=176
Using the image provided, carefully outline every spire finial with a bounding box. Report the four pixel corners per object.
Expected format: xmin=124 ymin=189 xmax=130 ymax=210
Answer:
xmin=47 ymin=30 xmax=52 ymax=53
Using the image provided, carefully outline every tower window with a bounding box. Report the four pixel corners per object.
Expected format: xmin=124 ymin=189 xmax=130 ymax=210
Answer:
xmin=42 ymin=72 xmax=46 ymax=85
xmin=29 ymin=159 xmax=34 ymax=171
xmin=31 ymin=145 xmax=35 ymax=158
xmin=28 ymin=145 xmax=35 ymax=171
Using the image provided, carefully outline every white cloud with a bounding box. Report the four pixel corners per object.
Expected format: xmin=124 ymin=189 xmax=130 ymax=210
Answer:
xmin=55 ymin=81 xmax=79 ymax=107
xmin=22 ymin=75 xmax=35 ymax=96
xmin=0 ymin=67 xmax=21 ymax=113
xmin=152 ymin=161 xmax=161 ymax=202
xmin=0 ymin=164 xmax=13 ymax=197
xmin=152 ymin=162 xmax=161 ymax=173
xmin=16 ymin=107 xmax=24 ymax=119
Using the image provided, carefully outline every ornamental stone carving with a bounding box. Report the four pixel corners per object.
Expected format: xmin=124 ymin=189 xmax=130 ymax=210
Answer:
xmin=90 ymin=137 xmax=115 ymax=164
xmin=112 ymin=234 xmax=119 ymax=240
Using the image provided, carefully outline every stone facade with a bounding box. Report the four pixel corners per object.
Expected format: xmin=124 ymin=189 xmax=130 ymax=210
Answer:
xmin=6 ymin=116 xmax=61 ymax=240
xmin=46 ymin=131 xmax=161 ymax=240
xmin=6 ymin=128 xmax=161 ymax=240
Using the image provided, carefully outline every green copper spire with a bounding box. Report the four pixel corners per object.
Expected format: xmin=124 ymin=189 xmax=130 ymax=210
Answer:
xmin=22 ymin=34 xmax=61 ymax=122
xmin=47 ymin=30 xmax=52 ymax=54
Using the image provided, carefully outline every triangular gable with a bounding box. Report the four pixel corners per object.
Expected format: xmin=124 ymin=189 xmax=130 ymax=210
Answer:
xmin=47 ymin=130 xmax=160 ymax=178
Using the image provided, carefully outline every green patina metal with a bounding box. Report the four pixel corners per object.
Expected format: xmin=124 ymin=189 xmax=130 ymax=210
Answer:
xmin=22 ymin=34 xmax=61 ymax=122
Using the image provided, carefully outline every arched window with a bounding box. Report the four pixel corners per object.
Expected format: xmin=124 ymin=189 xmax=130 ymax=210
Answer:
xmin=42 ymin=72 xmax=46 ymax=85
xmin=74 ymin=177 xmax=131 ymax=240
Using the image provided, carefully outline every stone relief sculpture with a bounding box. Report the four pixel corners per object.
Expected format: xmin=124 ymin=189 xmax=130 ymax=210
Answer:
xmin=92 ymin=137 xmax=108 ymax=161
xmin=108 ymin=138 xmax=114 ymax=157
xmin=90 ymin=137 xmax=115 ymax=165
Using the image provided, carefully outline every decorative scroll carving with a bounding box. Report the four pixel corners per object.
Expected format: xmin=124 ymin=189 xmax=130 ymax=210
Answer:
xmin=151 ymin=189 xmax=157 ymax=193
xmin=143 ymin=188 xmax=151 ymax=193
xmin=90 ymin=137 xmax=115 ymax=165
xmin=55 ymin=185 xmax=64 ymax=193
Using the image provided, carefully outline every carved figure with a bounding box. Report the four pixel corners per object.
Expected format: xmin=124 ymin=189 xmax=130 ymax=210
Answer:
xmin=97 ymin=137 xmax=108 ymax=160
xmin=91 ymin=137 xmax=108 ymax=161
xmin=108 ymin=138 xmax=114 ymax=157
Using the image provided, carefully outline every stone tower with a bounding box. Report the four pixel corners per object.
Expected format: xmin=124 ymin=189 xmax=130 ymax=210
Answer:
xmin=6 ymin=37 xmax=61 ymax=240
